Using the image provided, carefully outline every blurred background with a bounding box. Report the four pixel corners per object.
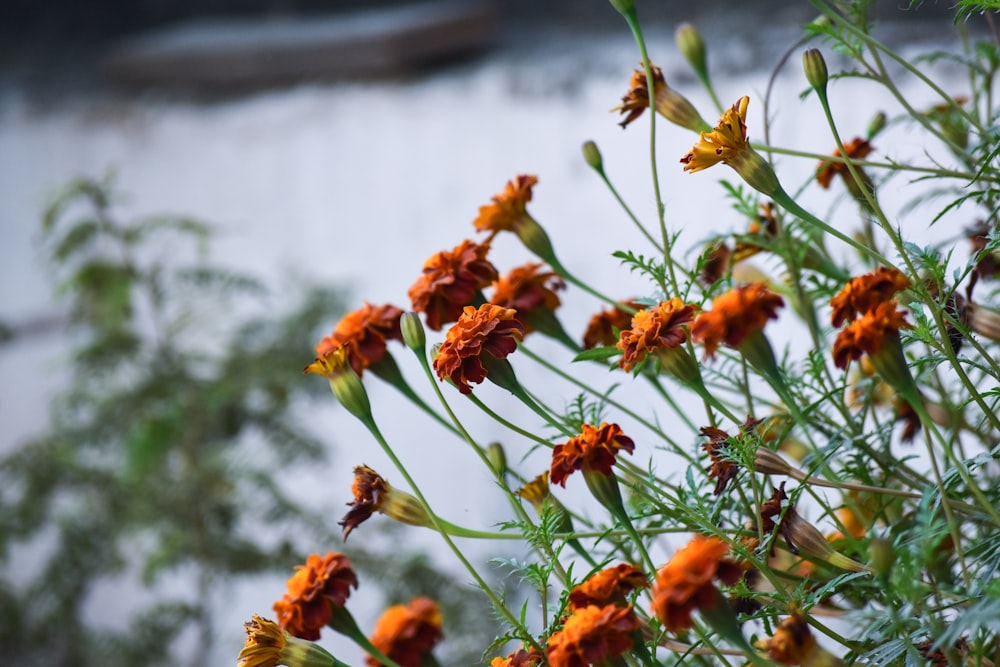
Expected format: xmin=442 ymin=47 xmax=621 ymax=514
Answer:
xmin=0 ymin=1 xmax=974 ymax=666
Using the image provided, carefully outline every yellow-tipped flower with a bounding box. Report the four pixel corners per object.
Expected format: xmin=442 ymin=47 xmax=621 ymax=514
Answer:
xmin=238 ymin=615 xmax=339 ymax=667
xmin=304 ymin=345 xmax=372 ymax=422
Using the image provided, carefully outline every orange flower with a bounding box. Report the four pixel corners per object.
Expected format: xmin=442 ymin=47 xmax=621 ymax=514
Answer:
xmin=582 ymin=300 xmax=643 ymax=349
xmin=273 ymin=552 xmax=359 ymax=640
xmin=681 ymin=96 xmax=750 ymax=173
xmin=239 ymin=615 xmax=287 ymax=667
xmin=366 ymin=597 xmax=443 ymax=667
xmin=432 ymin=304 xmax=525 ymax=394
xmin=650 ymin=534 xmax=743 ymax=632
xmin=690 ymin=283 xmax=784 ymax=357
xmin=408 ymin=239 xmax=498 ymax=331
xmin=550 ymin=422 xmax=635 ymax=487
xmin=545 ymin=604 xmax=639 ymax=667
xmin=832 ymin=301 xmax=912 ymax=369
xmin=489 ymin=262 xmax=564 ymax=332
xmin=830 ymin=267 xmax=910 ymax=327
xmin=759 ymin=612 xmax=818 ymax=665
xmin=568 ymin=564 xmax=648 ymax=610
xmin=613 ymin=64 xmax=706 ymax=131
xmin=490 ymin=647 xmax=544 ymax=667
xmin=815 ymin=137 xmax=874 ymax=189
xmin=701 ymin=426 xmax=738 ymax=496
xmin=614 ymin=64 xmax=664 ymax=128
xmin=617 ymin=298 xmax=698 ymax=372
xmin=315 ymin=303 xmax=403 ymax=376
xmin=473 ymin=174 xmax=538 ymax=234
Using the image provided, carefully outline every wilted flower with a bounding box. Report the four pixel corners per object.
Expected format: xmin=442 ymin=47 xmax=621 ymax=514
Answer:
xmin=433 ymin=304 xmax=525 ymax=394
xmin=489 ymin=262 xmax=564 ymax=333
xmin=568 ymin=564 xmax=648 ymax=609
xmin=832 ymin=301 xmax=912 ymax=370
xmin=339 ymin=465 xmax=431 ymax=540
xmin=582 ymin=300 xmax=642 ymax=349
xmin=273 ymin=552 xmax=359 ymax=640
xmin=816 ymin=137 xmax=874 ymax=191
xmin=367 ymin=597 xmax=443 ymax=667
xmin=830 ymin=267 xmax=910 ymax=327
xmin=473 ymin=174 xmax=538 ymax=235
xmin=314 ymin=303 xmax=404 ymax=376
xmin=550 ymin=422 xmax=635 ymax=487
xmin=408 ymin=239 xmax=498 ymax=331
xmin=650 ymin=534 xmax=744 ymax=632
xmin=701 ymin=426 xmax=738 ymax=495
xmin=613 ymin=64 xmax=708 ymax=131
xmin=690 ymin=283 xmax=784 ymax=357
xmin=545 ymin=604 xmax=639 ymax=667
xmin=617 ymin=298 xmax=698 ymax=372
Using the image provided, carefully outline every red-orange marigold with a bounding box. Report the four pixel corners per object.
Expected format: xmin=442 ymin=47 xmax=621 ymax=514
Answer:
xmin=690 ymin=283 xmax=784 ymax=357
xmin=315 ymin=302 xmax=403 ymax=376
xmin=490 ymin=262 xmax=564 ymax=332
xmin=832 ymin=301 xmax=912 ymax=369
xmin=830 ymin=267 xmax=910 ymax=327
xmin=432 ymin=304 xmax=525 ymax=394
xmin=490 ymin=647 xmax=544 ymax=667
xmin=550 ymin=422 xmax=635 ymax=487
xmin=473 ymin=175 xmax=538 ymax=234
xmin=650 ymin=535 xmax=743 ymax=632
xmin=272 ymin=552 xmax=358 ymax=641
xmin=408 ymin=239 xmax=498 ymax=331
xmin=366 ymin=597 xmax=443 ymax=667
xmin=568 ymin=564 xmax=649 ymax=610
xmin=545 ymin=604 xmax=639 ymax=667
xmin=816 ymin=137 xmax=874 ymax=189
xmin=582 ymin=300 xmax=643 ymax=349
xmin=617 ymin=298 xmax=698 ymax=372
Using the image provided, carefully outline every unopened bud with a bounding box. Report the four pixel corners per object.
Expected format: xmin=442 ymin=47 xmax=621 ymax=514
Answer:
xmin=675 ymin=23 xmax=707 ymax=78
xmin=304 ymin=346 xmax=372 ymax=422
xmin=582 ymin=140 xmax=604 ymax=172
xmin=803 ymin=48 xmax=828 ymax=93
xmin=400 ymin=311 xmax=426 ymax=350
xmin=867 ymin=111 xmax=887 ymax=139
xmin=486 ymin=442 xmax=507 ymax=476
xmin=753 ymin=448 xmax=795 ymax=477
xmin=868 ymin=535 xmax=896 ymax=580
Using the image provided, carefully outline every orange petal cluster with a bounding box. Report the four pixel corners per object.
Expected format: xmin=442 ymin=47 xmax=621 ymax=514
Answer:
xmin=690 ymin=283 xmax=784 ymax=357
xmin=490 ymin=647 xmax=544 ymax=667
xmin=815 ymin=137 xmax=874 ymax=189
xmin=830 ymin=266 xmax=910 ymax=327
xmin=550 ymin=422 xmax=635 ymax=487
xmin=432 ymin=304 xmax=525 ymax=394
xmin=582 ymin=300 xmax=643 ymax=349
xmin=314 ymin=302 xmax=403 ymax=377
xmin=617 ymin=298 xmax=698 ymax=371
xmin=760 ymin=612 xmax=818 ymax=665
xmin=490 ymin=262 xmax=564 ymax=332
xmin=366 ymin=597 xmax=443 ymax=667
xmin=473 ymin=174 xmax=538 ymax=234
xmin=408 ymin=239 xmax=498 ymax=331
xmin=650 ymin=535 xmax=743 ymax=632
xmin=568 ymin=563 xmax=648 ymax=610
xmin=545 ymin=604 xmax=639 ymax=667
xmin=273 ymin=552 xmax=358 ymax=640
xmin=832 ymin=301 xmax=912 ymax=369
xmin=613 ymin=64 xmax=666 ymax=128
xmin=238 ymin=615 xmax=286 ymax=667
xmin=680 ymin=95 xmax=749 ymax=173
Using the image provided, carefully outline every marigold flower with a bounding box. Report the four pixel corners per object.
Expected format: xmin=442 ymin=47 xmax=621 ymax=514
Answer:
xmin=832 ymin=301 xmax=912 ymax=369
xmin=303 ymin=344 xmax=372 ymax=422
xmin=830 ymin=267 xmax=910 ymax=327
xmin=408 ymin=239 xmax=498 ymax=331
xmin=490 ymin=647 xmax=544 ymax=667
xmin=432 ymin=304 xmax=525 ymax=394
xmin=650 ymin=534 xmax=744 ymax=632
xmin=690 ymin=283 xmax=784 ymax=357
xmin=366 ymin=597 xmax=443 ymax=667
xmin=613 ymin=64 xmax=707 ymax=131
xmin=815 ymin=137 xmax=874 ymax=190
xmin=273 ymin=552 xmax=359 ymax=641
xmin=759 ymin=612 xmax=818 ymax=665
xmin=581 ymin=300 xmax=643 ymax=349
xmin=490 ymin=262 xmax=564 ymax=333
xmin=568 ymin=564 xmax=649 ymax=609
xmin=239 ymin=615 xmax=287 ymax=667
xmin=315 ymin=303 xmax=404 ymax=376
xmin=550 ymin=422 xmax=635 ymax=487
xmin=701 ymin=426 xmax=738 ymax=495
xmin=473 ymin=174 xmax=538 ymax=234
xmin=681 ymin=96 xmax=750 ymax=172
xmin=617 ymin=298 xmax=698 ymax=372
xmin=545 ymin=604 xmax=639 ymax=667
xmin=339 ymin=465 xmax=431 ymax=540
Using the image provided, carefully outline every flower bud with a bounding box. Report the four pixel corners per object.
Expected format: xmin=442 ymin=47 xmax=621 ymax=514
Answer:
xmin=866 ymin=111 xmax=887 ymax=139
xmin=802 ymin=48 xmax=828 ymax=93
xmin=486 ymin=442 xmax=507 ymax=477
xmin=400 ymin=311 xmax=426 ymax=350
xmin=868 ymin=535 xmax=896 ymax=580
xmin=304 ymin=346 xmax=373 ymax=423
xmin=582 ymin=140 xmax=604 ymax=172
xmin=675 ymin=23 xmax=707 ymax=78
